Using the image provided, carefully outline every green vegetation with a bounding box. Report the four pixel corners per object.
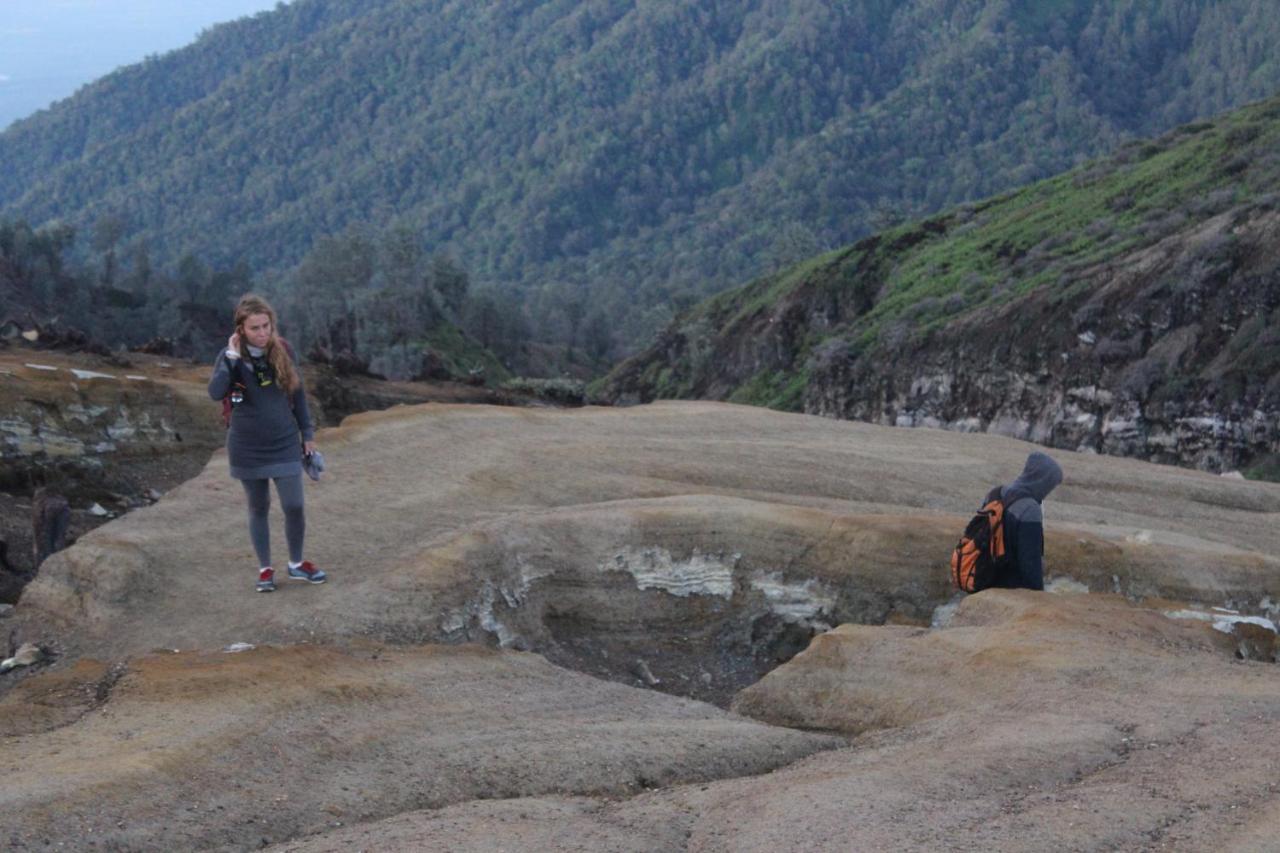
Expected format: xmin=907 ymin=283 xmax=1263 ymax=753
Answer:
xmin=501 ymin=377 xmax=586 ymax=406
xmin=3 ymin=0 xmax=1280 ymax=361
xmin=1244 ymin=454 xmax=1280 ymax=483
xmin=421 ymin=323 xmax=510 ymax=384
xmin=603 ymin=92 xmax=1280 ymax=407
xmin=728 ymin=370 xmax=808 ymax=412
xmin=830 ymin=100 xmax=1280 ymax=350
xmin=0 ymin=216 xmax=508 ymax=384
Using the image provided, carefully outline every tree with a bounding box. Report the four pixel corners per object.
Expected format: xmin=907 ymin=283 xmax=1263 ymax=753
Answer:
xmin=564 ymin=298 xmax=585 ymax=354
xmin=463 ymin=288 xmax=501 ymax=350
xmin=581 ymin=309 xmax=614 ymax=362
xmin=205 ymin=260 xmax=253 ymax=310
xmin=766 ymin=221 xmax=826 ymax=270
xmin=379 ymin=225 xmax=440 ymax=335
xmin=91 ymin=214 xmax=127 ymax=289
xmin=175 ymin=254 xmax=210 ymax=304
xmin=430 ymin=253 xmax=469 ymax=319
xmin=291 ymin=227 xmax=375 ymax=353
xmin=464 ymin=285 xmax=529 ymax=363
xmin=122 ymin=242 xmax=153 ymax=295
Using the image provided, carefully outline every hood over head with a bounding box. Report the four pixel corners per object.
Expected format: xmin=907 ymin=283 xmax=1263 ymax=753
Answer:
xmin=1007 ymin=451 xmax=1063 ymax=502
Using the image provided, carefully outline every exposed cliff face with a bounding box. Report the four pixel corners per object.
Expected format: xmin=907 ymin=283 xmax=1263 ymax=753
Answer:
xmin=0 ymin=351 xmax=227 ymax=590
xmin=809 ymin=208 xmax=1280 ymax=472
xmin=0 ymin=353 xmax=224 ymax=500
xmin=599 ymin=98 xmax=1280 ymax=475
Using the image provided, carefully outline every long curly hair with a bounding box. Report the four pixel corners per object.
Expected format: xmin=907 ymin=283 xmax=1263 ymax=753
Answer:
xmin=233 ymin=294 xmax=299 ymax=395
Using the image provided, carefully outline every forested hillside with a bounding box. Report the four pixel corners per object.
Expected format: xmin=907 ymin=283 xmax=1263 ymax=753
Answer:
xmin=3 ymin=0 xmax=1280 ymax=357
xmin=0 ymin=217 xmax=508 ymax=384
xmin=597 ymin=94 xmax=1280 ymax=476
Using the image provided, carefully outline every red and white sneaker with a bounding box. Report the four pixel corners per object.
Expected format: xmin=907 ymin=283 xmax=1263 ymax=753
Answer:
xmin=256 ymin=567 xmax=276 ymax=593
xmin=287 ymin=561 xmax=327 ymax=584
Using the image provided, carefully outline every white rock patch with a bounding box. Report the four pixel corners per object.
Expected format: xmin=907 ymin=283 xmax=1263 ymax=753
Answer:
xmin=477 ymin=581 xmax=520 ymax=647
xmin=1165 ymin=608 xmax=1277 ymax=635
xmin=931 ymin=598 xmax=963 ymax=629
xmin=1046 ymin=577 xmax=1091 ymax=594
xmin=1211 ymin=614 xmax=1277 ymax=634
xmin=748 ymin=571 xmax=835 ymax=628
xmin=602 ymin=547 xmax=736 ymax=598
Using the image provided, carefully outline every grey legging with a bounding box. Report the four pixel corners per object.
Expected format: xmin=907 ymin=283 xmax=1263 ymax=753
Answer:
xmin=240 ymin=474 xmax=305 ymax=568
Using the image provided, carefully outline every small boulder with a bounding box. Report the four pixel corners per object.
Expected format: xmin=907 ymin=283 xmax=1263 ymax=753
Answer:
xmin=1 ymin=642 xmax=45 ymax=672
xmin=1232 ymin=622 xmax=1278 ymax=662
xmin=632 ymin=658 xmax=661 ymax=686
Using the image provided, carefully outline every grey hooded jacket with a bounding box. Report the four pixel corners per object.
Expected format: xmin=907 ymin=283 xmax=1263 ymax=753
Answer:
xmin=208 ymin=344 xmax=315 ymax=480
xmin=987 ymin=451 xmax=1063 ymax=590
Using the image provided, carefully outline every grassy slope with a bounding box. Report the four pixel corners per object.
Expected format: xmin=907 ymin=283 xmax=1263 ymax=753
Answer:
xmin=422 ymin=323 xmax=511 ymax=384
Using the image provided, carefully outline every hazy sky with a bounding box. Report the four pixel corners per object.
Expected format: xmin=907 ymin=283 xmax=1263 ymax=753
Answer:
xmin=0 ymin=0 xmax=288 ymax=130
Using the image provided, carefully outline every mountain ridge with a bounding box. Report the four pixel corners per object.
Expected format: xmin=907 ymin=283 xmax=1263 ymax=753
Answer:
xmin=4 ymin=0 xmax=1280 ymax=348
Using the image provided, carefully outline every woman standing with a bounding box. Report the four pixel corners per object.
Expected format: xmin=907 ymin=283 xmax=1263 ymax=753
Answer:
xmin=208 ymin=294 xmax=327 ymax=592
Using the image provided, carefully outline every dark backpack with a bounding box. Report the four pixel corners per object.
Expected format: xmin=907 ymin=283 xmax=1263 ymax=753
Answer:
xmin=220 ymin=378 xmax=247 ymax=429
xmin=950 ymin=486 xmax=1011 ymax=593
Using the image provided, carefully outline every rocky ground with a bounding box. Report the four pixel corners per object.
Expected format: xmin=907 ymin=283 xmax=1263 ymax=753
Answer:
xmin=2 ymin=400 xmax=1278 ymax=850
xmin=0 ymin=349 xmax=221 ymax=598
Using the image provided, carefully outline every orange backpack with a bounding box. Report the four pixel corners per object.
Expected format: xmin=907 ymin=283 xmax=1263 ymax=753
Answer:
xmin=950 ymin=490 xmax=1010 ymax=593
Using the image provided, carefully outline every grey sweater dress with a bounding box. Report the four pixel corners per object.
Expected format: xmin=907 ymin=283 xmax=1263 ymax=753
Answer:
xmin=207 ymin=345 xmax=315 ymax=480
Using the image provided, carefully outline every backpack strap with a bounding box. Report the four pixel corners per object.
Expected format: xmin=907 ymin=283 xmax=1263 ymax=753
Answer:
xmin=221 ymin=355 xmax=248 ymax=429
